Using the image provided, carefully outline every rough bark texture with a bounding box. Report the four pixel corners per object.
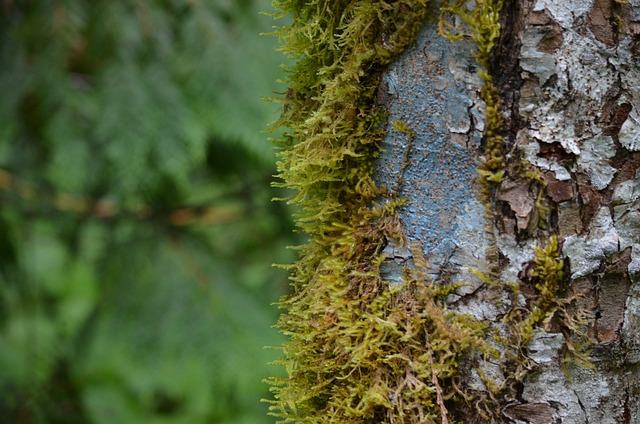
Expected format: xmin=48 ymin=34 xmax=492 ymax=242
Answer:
xmin=375 ymin=18 xmax=488 ymax=287
xmin=375 ymin=0 xmax=640 ymax=422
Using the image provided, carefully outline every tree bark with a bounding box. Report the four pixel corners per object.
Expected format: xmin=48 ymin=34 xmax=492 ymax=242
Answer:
xmin=375 ymin=0 xmax=640 ymax=422
xmin=269 ymin=0 xmax=640 ymax=422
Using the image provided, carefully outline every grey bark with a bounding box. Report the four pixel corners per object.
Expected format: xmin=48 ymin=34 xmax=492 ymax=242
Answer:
xmin=374 ymin=0 xmax=640 ymax=422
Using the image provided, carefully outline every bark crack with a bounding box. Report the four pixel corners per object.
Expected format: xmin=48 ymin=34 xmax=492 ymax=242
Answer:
xmin=574 ymin=390 xmax=590 ymax=424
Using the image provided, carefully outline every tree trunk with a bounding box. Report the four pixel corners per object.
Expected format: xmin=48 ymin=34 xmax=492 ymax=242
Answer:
xmin=375 ymin=0 xmax=640 ymax=422
xmin=269 ymin=0 xmax=640 ymax=422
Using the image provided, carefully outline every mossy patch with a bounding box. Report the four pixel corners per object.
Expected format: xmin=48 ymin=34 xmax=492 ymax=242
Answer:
xmin=266 ymin=1 xmax=494 ymax=421
xmin=267 ymin=0 xmax=593 ymax=422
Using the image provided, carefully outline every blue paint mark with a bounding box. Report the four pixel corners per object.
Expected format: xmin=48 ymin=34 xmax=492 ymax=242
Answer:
xmin=374 ymin=23 xmax=481 ymax=258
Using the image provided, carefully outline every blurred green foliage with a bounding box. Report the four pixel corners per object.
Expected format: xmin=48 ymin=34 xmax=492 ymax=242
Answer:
xmin=0 ymin=1 xmax=294 ymax=422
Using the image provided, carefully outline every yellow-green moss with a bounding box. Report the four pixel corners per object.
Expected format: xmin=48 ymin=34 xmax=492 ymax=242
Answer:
xmin=267 ymin=1 xmax=462 ymax=421
xmin=501 ymin=236 xmax=593 ymax=385
xmin=267 ymin=1 xmax=503 ymax=422
xmin=268 ymin=0 xmax=592 ymax=422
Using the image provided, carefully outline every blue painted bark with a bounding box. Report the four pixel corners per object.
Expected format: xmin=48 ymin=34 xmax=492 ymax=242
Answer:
xmin=374 ymin=22 xmax=490 ymax=283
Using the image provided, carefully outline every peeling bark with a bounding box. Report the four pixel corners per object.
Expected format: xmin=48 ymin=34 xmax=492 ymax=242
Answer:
xmin=375 ymin=0 xmax=640 ymax=422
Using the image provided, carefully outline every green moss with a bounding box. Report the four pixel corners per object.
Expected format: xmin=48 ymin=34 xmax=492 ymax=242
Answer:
xmin=268 ymin=0 xmax=592 ymax=422
xmin=270 ymin=246 xmax=499 ymax=421
xmin=267 ymin=1 xmax=504 ymax=422
xmin=613 ymin=0 xmax=629 ymax=35
xmin=502 ymin=236 xmax=593 ymax=381
xmin=266 ymin=0 xmax=503 ymax=420
xmin=391 ymin=119 xmax=415 ymax=139
xmin=267 ymin=1 xmax=462 ymax=421
xmin=522 ymin=236 xmax=565 ymax=335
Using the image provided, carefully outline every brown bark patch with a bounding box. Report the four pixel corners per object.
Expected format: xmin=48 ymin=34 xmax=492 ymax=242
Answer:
xmin=566 ymin=276 xmax=598 ymax=340
xmin=577 ymin=173 xmax=602 ymax=231
xmin=520 ymin=74 xmax=540 ymax=102
xmin=536 ymin=21 xmax=564 ymax=53
xmin=595 ymin=248 xmax=632 ymax=343
xmin=538 ymin=141 xmax=577 ymax=163
xmin=588 ymin=0 xmax=616 ymax=47
xmin=600 ymin=101 xmax=632 ymax=137
xmin=503 ymin=402 xmax=558 ymax=424
xmin=544 ymin=172 xmax=574 ymax=203
xmin=558 ymin=201 xmax=584 ymax=239
xmin=529 ymin=10 xmax=554 ymax=26
xmin=621 ymin=1 xmax=640 ymax=35
xmin=492 ymin=0 xmax=532 ymax=144
xmin=498 ymin=180 xmax=536 ymax=234
xmin=608 ymin=152 xmax=640 ymax=190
